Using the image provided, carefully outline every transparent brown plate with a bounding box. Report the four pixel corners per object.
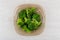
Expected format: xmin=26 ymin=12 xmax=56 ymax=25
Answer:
xmin=14 ymin=4 xmax=45 ymax=36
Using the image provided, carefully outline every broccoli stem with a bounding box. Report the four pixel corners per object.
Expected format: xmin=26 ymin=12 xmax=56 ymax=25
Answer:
xmin=26 ymin=8 xmax=29 ymax=18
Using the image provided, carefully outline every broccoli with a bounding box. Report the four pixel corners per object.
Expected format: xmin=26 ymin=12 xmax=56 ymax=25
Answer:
xmin=28 ymin=22 xmax=35 ymax=31
xmin=26 ymin=7 xmax=36 ymax=19
xmin=22 ymin=25 xmax=31 ymax=33
xmin=18 ymin=9 xmax=27 ymax=19
xmin=32 ymin=19 xmax=42 ymax=29
xmin=17 ymin=18 xmax=23 ymax=25
xmin=32 ymin=13 xmax=41 ymax=22
xmin=16 ymin=7 xmax=42 ymax=33
xmin=16 ymin=18 xmax=24 ymax=27
xmin=26 ymin=19 xmax=31 ymax=24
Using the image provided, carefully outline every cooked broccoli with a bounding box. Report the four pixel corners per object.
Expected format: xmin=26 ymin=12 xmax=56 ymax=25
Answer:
xmin=16 ymin=7 xmax=42 ymax=33
xmin=18 ymin=9 xmax=27 ymax=19
xmin=26 ymin=7 xmax=36 ymax=19
xmin=17 ymin=18 xmax=24 ymax=25
xmin=28 ymin=22 xmax=35 ymax=31
xmin=32 ymin=19 xmax=42 ymax=29
xmin=32 ymin=13 xmax=41 ymax=22
xmin=22 ymin=25 xmax=31 ymax=33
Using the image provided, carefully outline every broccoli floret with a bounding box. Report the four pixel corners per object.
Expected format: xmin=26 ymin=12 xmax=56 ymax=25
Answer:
xmin=22 ymin=25 xmax=31 ymax=33
xmin=26 ymin=7 xmax=36 ymax=19
xmin=29 ymin=7 xmax=36 ymax=13
xmin=18 ymin=9 xmax=27 ymax=18
xmin=24 ymin=17 xmax=31 ymax=24
xmin=28 ymin=22 xmax=35 ymax=31
xmin=26 ymin=19 xmax=31 ymax=24
xmin=32 ymin=19 xmax=42 ymax=29
xmin=17 ymin=18 xmax=24 ymax=26
xmin=26 ymin=7 xmax=36 ymax=14
xmin=32 ymin=13 xmax=41 ymax=22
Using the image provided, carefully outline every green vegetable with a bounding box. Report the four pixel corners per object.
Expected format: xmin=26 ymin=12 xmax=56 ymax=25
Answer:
xmin=16 ymin=7 xmax=42 ymax=33
xmin=18 ymin=9 xmax=27 ymax=19
xmin=22 ymin=25 xmax=31 ymax=33
xmin=26 ymin=7 xmax=36 ymax=19
xmin=28 ymin=22 xmax=35 ymax=31
xmin=17 ymin=18 xmax=24 ymax=26
xmin=32 ymin=13 xmax=40 ymax=22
